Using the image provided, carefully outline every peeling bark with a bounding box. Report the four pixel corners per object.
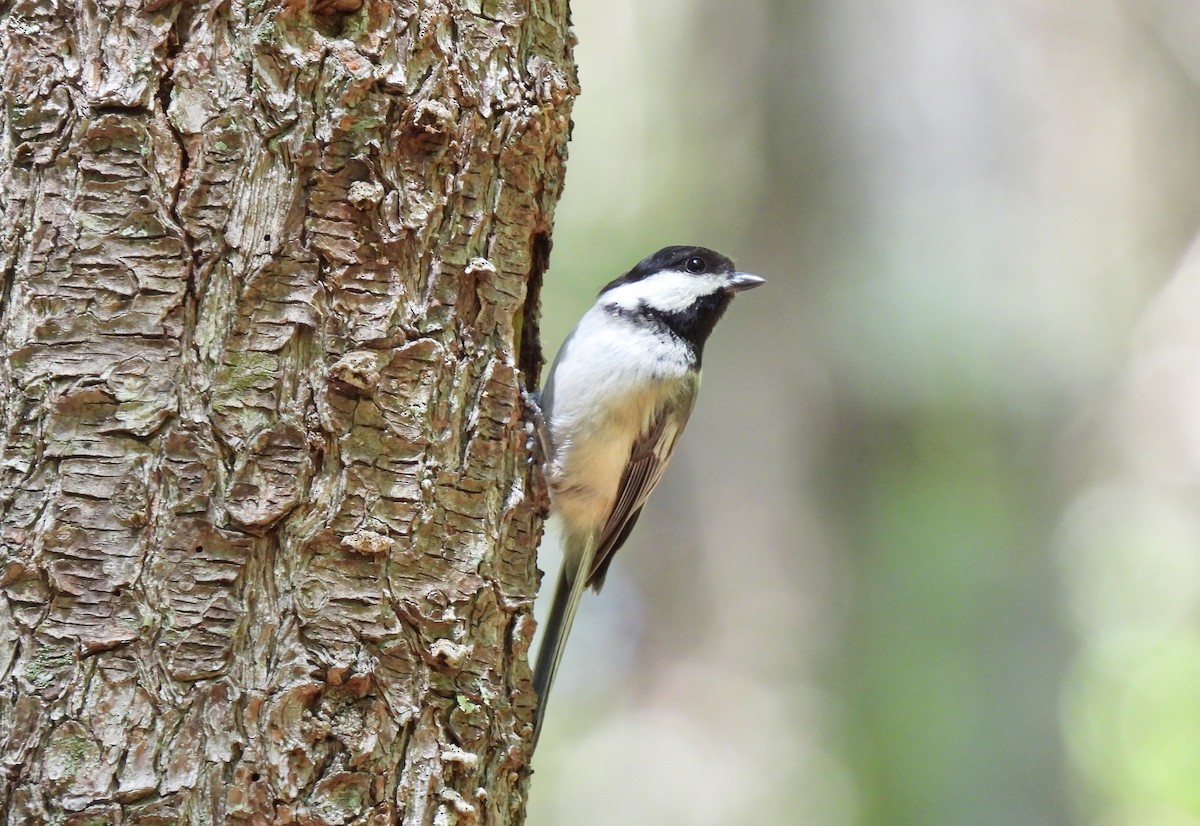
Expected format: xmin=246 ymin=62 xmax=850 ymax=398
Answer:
xmin=0 ymin=0 xmax=574 ymax=822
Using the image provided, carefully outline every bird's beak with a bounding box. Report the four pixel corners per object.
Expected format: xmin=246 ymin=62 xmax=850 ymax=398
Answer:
xmin=725 ymin=272 xmax=766 ymax=293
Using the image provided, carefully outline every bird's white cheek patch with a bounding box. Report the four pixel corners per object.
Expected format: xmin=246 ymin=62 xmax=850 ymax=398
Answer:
xmin=608 ymin=270 xmax=723 ymax=313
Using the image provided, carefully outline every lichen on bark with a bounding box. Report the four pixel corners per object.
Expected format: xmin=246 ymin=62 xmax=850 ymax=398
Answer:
xmin=0 ymin=0 xmax=574 ymax=822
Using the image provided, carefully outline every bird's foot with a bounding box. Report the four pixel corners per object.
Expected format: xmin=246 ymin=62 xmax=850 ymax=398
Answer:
xmin=519 ymin=386 xmax=552 ymax=467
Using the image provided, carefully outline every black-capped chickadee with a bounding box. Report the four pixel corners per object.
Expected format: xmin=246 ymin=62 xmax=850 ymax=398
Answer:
xmin=532 ymin=245 xmax=765 ymax=741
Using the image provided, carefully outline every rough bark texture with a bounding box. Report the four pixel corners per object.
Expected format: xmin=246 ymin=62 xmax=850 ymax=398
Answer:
xmin=0 ymin=0 xmax=574 ymax=822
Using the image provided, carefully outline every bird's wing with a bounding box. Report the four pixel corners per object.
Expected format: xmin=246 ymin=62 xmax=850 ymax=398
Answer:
xmin=585 ymin=390 xmax=696 ymax=590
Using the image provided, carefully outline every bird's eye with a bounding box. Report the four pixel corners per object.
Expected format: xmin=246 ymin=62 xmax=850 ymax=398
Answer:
xmin=685 ymin=256 xmax=706 ymax=273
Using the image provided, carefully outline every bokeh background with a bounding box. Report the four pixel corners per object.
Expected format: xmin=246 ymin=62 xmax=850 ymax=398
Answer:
xmin=527 ymin=2 xmax=1200 ymax=824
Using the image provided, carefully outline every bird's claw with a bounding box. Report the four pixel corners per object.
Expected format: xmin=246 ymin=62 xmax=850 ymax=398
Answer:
xmin=520 ymin=386 xmax=552 ymax=466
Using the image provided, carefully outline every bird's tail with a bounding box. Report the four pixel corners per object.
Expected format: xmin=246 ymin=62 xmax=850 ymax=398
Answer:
xmin=532 ymin=547 xmax=591 ymax=747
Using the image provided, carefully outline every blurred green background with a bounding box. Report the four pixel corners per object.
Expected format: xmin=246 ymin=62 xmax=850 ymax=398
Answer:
xmin=527 ymin=2 xmax=1200 ymax=825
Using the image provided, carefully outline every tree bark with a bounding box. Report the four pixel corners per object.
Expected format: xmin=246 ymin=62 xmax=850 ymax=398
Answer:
xmin=0 ymin=1 xmax=574 ymax=822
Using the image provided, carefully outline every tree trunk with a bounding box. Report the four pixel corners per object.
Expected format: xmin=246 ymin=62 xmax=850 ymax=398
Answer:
xmin=0 ymin=1 xmax=574 ymax=822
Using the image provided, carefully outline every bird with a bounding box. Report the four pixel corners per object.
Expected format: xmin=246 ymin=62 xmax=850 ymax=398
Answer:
xmin=531 ymin=244 xmax=765 ymax=742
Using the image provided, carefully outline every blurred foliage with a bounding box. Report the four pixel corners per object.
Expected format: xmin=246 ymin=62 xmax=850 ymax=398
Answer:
xmin=529 ymin=1 xmax=1200 ymax=825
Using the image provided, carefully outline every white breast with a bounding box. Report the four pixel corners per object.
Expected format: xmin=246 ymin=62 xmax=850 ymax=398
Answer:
xmin=542 ymin=306 xmax=695 ymax=541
